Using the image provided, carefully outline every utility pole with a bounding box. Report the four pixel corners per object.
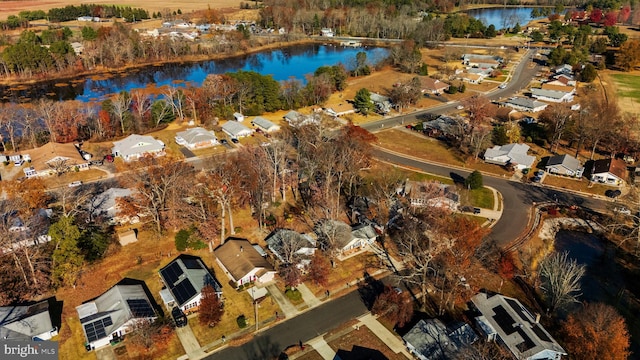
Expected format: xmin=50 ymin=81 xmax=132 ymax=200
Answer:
xmin=252 ymin=287 xmax=258 ymax=331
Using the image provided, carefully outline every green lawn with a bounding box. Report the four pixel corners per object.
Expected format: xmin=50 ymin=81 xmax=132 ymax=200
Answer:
xmin=611 ymin=74 xmax=640 ymax=100
xmin=462 ymin=187 xmax=495 ymax=209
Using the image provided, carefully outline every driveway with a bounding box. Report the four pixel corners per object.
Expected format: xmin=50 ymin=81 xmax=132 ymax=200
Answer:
xmin=176 ymin=323 xmax=203 ymax=357
xmin=95 ymin=346 xmax=117 ymax=360
xmin=180 ymin=147 xmax=197 ymax=158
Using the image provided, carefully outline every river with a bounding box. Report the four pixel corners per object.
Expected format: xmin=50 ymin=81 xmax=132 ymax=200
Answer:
xmin=0 ymin=44 xmax=388 ymax=103
xmin=465 ymin=7 xmax=562 ymax=29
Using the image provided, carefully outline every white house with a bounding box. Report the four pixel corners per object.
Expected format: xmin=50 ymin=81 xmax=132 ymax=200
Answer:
xmin=233 ymin=112 xmax=245 ymax=122
xmin=221 ymin=121 xmax=254 ymax=138
xmin=459 ymin=72 xmax=485 ymax=84
xmin=112 ymin=134 xmax=165 ymax=162
xmin=484 ymin=143 xmax=536 ymax=170
xmin=88 ymin=188 xmax=134 ymax=225
xmin=265 ymin=229 xmax=316 ymax=269
xmin=77 ymin=284 xmax=157 ymax=350
xmin=158 ymin=255 xmax=223 ymax=314
xmin=320 ymin=28 xmax=334 ymax=37
xmin=587 ymin=158 xmax=627 ymax=186
xmin=315 ymin=220 xmax=377 ymax=256
xmin=403 ymin=319 xmax=477 ymax=360
xmin=530 ymin=88 xmax=574 ymax=103
xmin=175 ymin=127 xmax=219 ymax=149
xmin=503 ymin=97 xmax=548 ymax=113
xmin=0 ymin=299 xmax=59 ymax=341
xmin=545 ymin=154 xmax=583 ymax=177
xmin=420 ymin=77 xmax=450 ymax=95
xmin=214 ymin=238 xmax=277 ymax=287
xmin=472 ymin=292 xmax=566 ymax=360
xmin=251 ymin=117 xmax=281 ymax=132
xmin=403 ymin=180 xmax=460 ymax=211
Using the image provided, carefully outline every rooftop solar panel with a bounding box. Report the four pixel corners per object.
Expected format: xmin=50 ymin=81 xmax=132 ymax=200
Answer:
xmin=172 ymin=279 xmax=197 ymax=306
xmin=84 ymin=317 xmax=112 ymax=343
xmin=127 ymin=299 xmax=155 ymax=318
xmin=492 ymin=305 xmax=516 ymax=335
xmin=161 ymin=262 xmax=183 ymax=285
xmin=182 ymin=258 xmax=203 ymax=270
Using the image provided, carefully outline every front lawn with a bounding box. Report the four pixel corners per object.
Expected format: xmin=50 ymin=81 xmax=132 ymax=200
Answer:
xmin=375 ymin=129 xmax=466 ymax=166
xmin=462 ymin=187 xmax=495 ymax=209
xmin=542 ymin=175 xmax=612 ymax=197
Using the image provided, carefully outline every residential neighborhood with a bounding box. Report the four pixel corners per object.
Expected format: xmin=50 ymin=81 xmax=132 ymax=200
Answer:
xmin=0 ymin=2 xmax=639 ymax=360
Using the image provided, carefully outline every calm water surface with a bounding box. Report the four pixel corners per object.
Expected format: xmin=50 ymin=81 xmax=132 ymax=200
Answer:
xmin=1 ymin=44 xmax=388 ymax=102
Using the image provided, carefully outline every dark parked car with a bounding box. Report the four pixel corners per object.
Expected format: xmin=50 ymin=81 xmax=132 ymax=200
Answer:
xmin=231 ymin=138 xmax=239 ymax=143
xmin=605 ymin=189 xmax=622 ymax=198
xmin=473 ymin=207 xmax=481 ymax=215
xmin=172 ymin=307 xmax=187 ymax=327
xmin=221 ymin=139 xmax=228 ymax=144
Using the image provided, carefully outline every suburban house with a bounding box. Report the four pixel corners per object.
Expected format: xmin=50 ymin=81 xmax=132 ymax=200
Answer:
xmin=323 ymin=102 xmax=356 ymax=117
xmin=265 ymin=229 xmax=316 ymax=268
xmin=350 ymin=223 xmax=378 ymax=250
xmin=422 ymin=115 xmax=463 ymax=139
xmin=251 ymin=117 xmax=281 ymax=133
xmin=503 ymin=97 xmax=548 ymax=113
xmin=554 ymin=64 xmax=573 ymax=76
xmin=221 ymin=121 xmax=254 ymax=139
xmin=320 ymin=28 xmax=334 ymax=37
xmin=586 ymin=158 xmax=627 ymax=186
xmin=77 ymin=284 xmax=157 ymax=350
xmin=462 ymin=54 xmax=502 ymax=66
xmin=370 ymin=93 xmax=392 ymax=114
xmin=158 ymin=255 xmax=223 ymax=313
xmin=175 ymin=127 xmax=219 ymax=149
xmin=1 ymin=209 xmax=52 ymax=254
xmin=484 ymin=143 xmax=536 ymax=170
xmin=420 ymin=77 xmax=450 ymax=95
xmin=233 ymin=112 xmax=245 ymax=122
xmin=459 ymin=72 xmax=484 ymax=84
xmin=541 ymin=83 xmax=576 ymax=94
xmin=548 ymin=74 xmax=576 ymax=87
xmin=471 ymin=292 xmax=566 ymax=360
xmin=214 ymin=238 xmax=277 ymax=287
xmin=315 ymin=220 xmax=377 ymax=256
xmin=403 ymin=319 xmax=477 ymax=360
xmin=404 ymin=180 xmax=460 ymax=211
xmin=23 ymin=142 xmax=89 ymax=178
xmin=530 ymin=88 xmax=574 ymax=103
xmin=112 ymin=134 xmax=165 ymax=162
xmin=0 ymin=299 xmax=59 ymax=341
xmin=545 ymin=154 xmax=584 ymax=178
xmin=88 ymin=188 xmax=134 ymax=224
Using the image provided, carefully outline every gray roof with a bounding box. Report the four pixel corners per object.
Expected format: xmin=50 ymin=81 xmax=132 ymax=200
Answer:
xmin=546 ymin=154 xmax=582 ymax=172
xmin=76 ymin=284 xmax=156 ymax=345
xmin=403 ymin=319 xmax=476 ymax=359
xmin=370 ymin=93 xmax=390 ymax=104
xmin=265 ymin=229 xmax=315 ymax=264
xmin=221 ymin=121 xmax=253 ymax=137
xmin=484 ymin=143 xmax=535 ymax=168
xmin=0 ymin=300 xmax=55 ymax=340
xmin=251 ymin=117 xmax=278 ymax=131
xmin=505 ymin=97 xmax=547 ymax=110
xmin=471 ymin=293 xmax=566 ymax=359
xmin=159 ymin=256 xmax=222 ymax=307
xmin=283 ymin=110 xmax=301 ymax=122
xmin=351 ymin=223 xmax=377 ymax=241
xmin=91 ymin=188 xmax=132 ymax=218
xmin=531 ymin=88 xmax=569 ymax=100
xmin=176 ymin=127 xmax=217 ymax=145
xmin=315 ymin=220 xmax=353 ymax=249
xmin=423 ymin=115 xmax=463 ymax=136
xmin=112 ymin=134 xmax=164 ymax=158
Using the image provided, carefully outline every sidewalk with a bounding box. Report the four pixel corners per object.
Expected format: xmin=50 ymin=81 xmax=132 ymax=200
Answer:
xmin=297 ymin=283 xmax=321 ymax=307
xmin=266 ymin=283 xmax=298 ymax=318
xmin=307 ymin=337 xmax=336 ymax=360
xmin=356 ymin=313 xmax=412 ymax=358
xmin=176 ymin=324 xmax=205 ymax=360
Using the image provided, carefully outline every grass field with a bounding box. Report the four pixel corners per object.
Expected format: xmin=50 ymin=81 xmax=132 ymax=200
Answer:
xmin=610 ymin=73 xmax=640 ymax=115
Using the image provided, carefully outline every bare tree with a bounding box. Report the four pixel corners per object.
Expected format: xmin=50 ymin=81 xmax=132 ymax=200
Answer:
xmin=538 ymin=251 xmax=586 ymax=313
xmin=111 ymin=91 xmax=133 ymax=135
xmin=539 ymin=104 xmax=572 ymax=153
xmin=164 ymin=86 xmax=185 ymax=122
xmin=314 ymin=219 xmax=352 ymax=258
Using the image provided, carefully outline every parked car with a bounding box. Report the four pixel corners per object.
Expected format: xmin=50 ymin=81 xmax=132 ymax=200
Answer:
xmin=221 ymin=139 xmax=228 ymax=144
xmin=532 ymin=176 xmax=542 ymax=183
xmin=68 ymin=181 xmax=83 ymax=188
xmin=473 ymin=207 xmax=481 ymax=214
xmin=498 ymin=83 xmax=507 ymax=89
xmin=456 ymin=105 xmax=464 ymax=110
xmin=614 ymin=207 xmax=631 ymax=215
xmin=231 ymin=138 xmax=239 ymax=144
xmin=172 ymin=307 xmax=187 ymax=327
xmin=14 ymin=159 xmax=25 ymax=166
xmin=605 ymin=189 xmax=622 ymax=198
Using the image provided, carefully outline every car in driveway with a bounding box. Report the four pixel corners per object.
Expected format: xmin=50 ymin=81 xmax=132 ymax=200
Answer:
xmin=68 ymin=181 xmax=83 ymax=187
xmin=614 ymin=207 xmax=631 ymax=215
xmin=605 ymin=189 xmax=622 ymax=198
xmin=456 ymin=105 xmax=464 ymax=110
xmin=172 ymin=307 xmax=187 ymax=327
xmin=473 ymin=207 xmax=481 ymax=215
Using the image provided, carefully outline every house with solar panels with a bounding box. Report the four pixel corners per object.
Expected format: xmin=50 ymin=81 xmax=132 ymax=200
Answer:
xmin=471 ymin=292 xmax=566 ymax=360
xmin=76 ymin=284 xmax=156 ymax=351
xmin=159 ymin=255 xmax=223 ymax=314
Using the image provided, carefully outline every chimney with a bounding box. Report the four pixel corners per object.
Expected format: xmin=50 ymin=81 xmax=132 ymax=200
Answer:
xmin=535 ymin=313 xmax=541 ymax=324
xmin=240 ymin=246 xmax=244 ymax=252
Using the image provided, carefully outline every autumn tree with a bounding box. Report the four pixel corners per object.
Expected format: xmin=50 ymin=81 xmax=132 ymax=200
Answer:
xmin=560 ymin=303 xmax=630 ymax=360
xmin=306 ymin=252 xmax=330 ymax=287
xmin=199 ymin=284 xmax=224 ymax=326
xmin=281 ymin=264 xmax=303 ymax=288
xmin=616 ymin=39 xmax=640 ymax=71
xmin=371 ymin=285 xmax=414 ymax=327
xmin=462 ymin=95 xmax=494 ymax=130
xmin=127 ymin=316 xmax=174 ymax=354
xmin=538 ymin=251 xmax=585 ymax=313
xmin=119 ymin=155 xmax=193 ymax=233
xmin=539 ymin=103 xmax=572 ymax=152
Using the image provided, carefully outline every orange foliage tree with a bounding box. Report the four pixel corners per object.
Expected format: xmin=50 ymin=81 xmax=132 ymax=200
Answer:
xmin=198 ymin=285 xmax=224 ymax=327
xmin=560 ymin=302 xmax=630 ymax=360
xmin=372 ymin=285 xmax=414 ymax=327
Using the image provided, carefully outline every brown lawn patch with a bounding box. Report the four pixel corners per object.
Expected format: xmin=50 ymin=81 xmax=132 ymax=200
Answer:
xmin=326 ymin=325 xmax=405 ymax=360
xmin=542 ymin=175 xmax=612 ymax=196
xmin=375 ymin=129 xmax=466 ymax=166
xmin=306 ymin=252 xmax=381 ymax=298
xmin=40 ymin=168 xmax=110 ymax=186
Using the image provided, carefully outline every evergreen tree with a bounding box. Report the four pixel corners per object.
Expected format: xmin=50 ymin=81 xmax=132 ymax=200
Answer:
xmin=465 ymin=170 xmax=483 ymax=190
xmin=353 ymin=88 xmax=375 ymax=115
xmin=50 ymin=216 xmax=84 ymax=288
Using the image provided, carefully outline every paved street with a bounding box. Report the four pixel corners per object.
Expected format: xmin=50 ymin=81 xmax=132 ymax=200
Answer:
xmin=206 ymin=290 xmax=368 ymax=360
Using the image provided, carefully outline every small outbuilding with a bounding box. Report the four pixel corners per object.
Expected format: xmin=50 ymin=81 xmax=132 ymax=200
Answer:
xmin=117 ymin=229 xmax=138 ymax=246
xmin=233 ymin=112 xmax=245 ymax=122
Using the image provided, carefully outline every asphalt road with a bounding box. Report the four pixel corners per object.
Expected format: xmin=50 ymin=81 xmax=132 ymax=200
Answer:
xmin=206 ymin=290 xmax=368 ymax=360
xmin=361 ymin=49 xmax=539 ymax=132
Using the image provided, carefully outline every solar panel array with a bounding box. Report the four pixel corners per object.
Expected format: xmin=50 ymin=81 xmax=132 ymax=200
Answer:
xmin=84 ymin=316 xmax=113 ymax=342
xmin=173 ymin=280 xmax=197 ymax=305
xmin=127 ymin=299 xmax=155 ymax=318
xmin=182 ymin=258 xmax=203 ymax=270
xmin=161 ymin=262 xmax=183 ymax=285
